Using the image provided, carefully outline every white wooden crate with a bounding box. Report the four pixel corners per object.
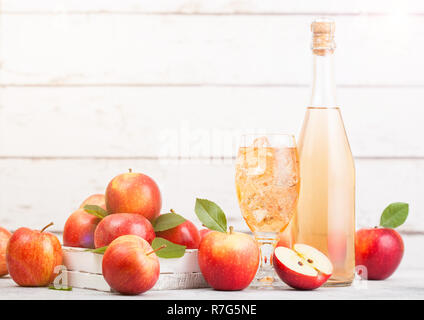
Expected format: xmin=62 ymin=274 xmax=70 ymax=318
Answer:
xmin=62 ymin=247 xmax=209 ymax=292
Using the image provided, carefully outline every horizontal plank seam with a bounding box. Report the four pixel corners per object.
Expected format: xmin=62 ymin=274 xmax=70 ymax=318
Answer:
xmin=0 ymin=156 xmax=423 ymax=161
xmin=1 ymin=84 xmax=424 ymax=88
xmin=1 ymin=12 xmax=424 ymax=16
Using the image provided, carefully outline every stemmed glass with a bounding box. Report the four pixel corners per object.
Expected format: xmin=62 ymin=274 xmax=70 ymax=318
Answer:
xmin=235 ymin=134 xmax=300 ymax=288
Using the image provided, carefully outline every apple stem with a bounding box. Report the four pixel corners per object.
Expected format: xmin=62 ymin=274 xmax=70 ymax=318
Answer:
xmin=128 ymin=168 xmax=132 ymax=173
xmin=229 ymin=226 xmax=234 ymax=235
xmin=40 ymin=222 xmax=54 ymax=233
xmin=170 ymin=209 xmax=176 ymax=214
xmin=146 ymin=244 xmax=166 ymax=256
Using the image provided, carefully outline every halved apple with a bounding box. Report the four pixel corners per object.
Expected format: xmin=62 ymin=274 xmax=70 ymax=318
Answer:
xmin=273 ymin=244 xmax=333 ymax=290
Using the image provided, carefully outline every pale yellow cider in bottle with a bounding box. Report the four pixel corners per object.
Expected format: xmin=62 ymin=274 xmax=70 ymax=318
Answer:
xmin=296 ymin=19 xmax=355 ymax=286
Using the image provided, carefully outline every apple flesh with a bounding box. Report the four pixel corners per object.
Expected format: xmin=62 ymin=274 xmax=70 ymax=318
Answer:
xmin=198 ymin=228 xmax=259 ymax=290
xmin=6 ymin=223 xmax=63 ymax=286
xmin=105 ymin=171 xmax=162 ymax=221
xmin=355 ymin=228 xmax=404 ymax=280
xmin=102 ymin=235 xmax=160 ymax=295
xmin=273 ymin=244 xmax=333 ymax=290
xmin=63 ymin=209 xmax=101 ymax=248
xmin=79 ymin=194 xmax=106 ymax=210
xmin=94 ymin=213 xmax=155 ymax=248
xmin=156 ymin=220 xmax=201 ymax=249
xmin=0 ymin=227 xmax=12 ymax=276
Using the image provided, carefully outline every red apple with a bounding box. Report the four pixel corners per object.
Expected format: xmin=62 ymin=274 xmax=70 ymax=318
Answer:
xmin=355 ymin=228 xmax=404 ymax=280
xmin=0 ymin=227 xmax=12 ymax=276
xmin=6 ymin=223 xmax=63 ymax=286
xmin=94 ymin=213 xmax=155 ymax=248
xmin=199 ymin=228 xmax=212 ymax=240
xmin=102 ymin=235 xmax=160 ymax=295
xmin=63 ymin=209 xmax=101 ymax=249
xmin=273 ymin=244 xmax=333 ymax=290
xmin=79 ymin=194 xmax=106 ymax=210
xmin=105 ymin=170 xmax=162 ymax=221
xmin=198 ymin=227 xmax=260 ymax=290
xmin=156 ymin=220 xmax=201 ymax=249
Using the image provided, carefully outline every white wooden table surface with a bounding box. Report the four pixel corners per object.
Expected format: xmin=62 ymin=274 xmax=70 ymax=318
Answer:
xmin=0 ymin=270 xmax=423 ymax=300
xmin=1 ymin=234 xmax=423 ymax=300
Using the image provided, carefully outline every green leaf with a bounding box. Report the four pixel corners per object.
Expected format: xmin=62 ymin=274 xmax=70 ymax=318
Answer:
xmin=48 ymin=285 xmax=72 ymax=291
xmin=151 ymin=237 xmax=186 ymax=258
xmin=83 ymin=205 xmax=108 ymax=219
xmin=86 ymin=246 xmax=108 ymax=254
xmin=153 ymin=211 xmax=186 ymax=232
xmin=380 ymin=202 xmax=409 ymax=228
xmin=194 ymin=198 xmax=227 ymax=233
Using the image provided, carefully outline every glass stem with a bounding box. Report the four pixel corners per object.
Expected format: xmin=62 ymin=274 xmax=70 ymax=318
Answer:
xmin=254 ymin=232 xmax=278 ymax=272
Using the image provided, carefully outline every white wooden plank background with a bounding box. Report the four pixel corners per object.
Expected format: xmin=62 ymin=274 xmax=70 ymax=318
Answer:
xmin=0 ymin=1 xmax=422 ymax=236
xmin=2 ymin=0 xmax=424 ymax=14
xmin=0 ymin=14 xmax=423 ymax=86
xmin=0 ymin=87 xmax=422 ymax=158
xmin=0 ymin=158 xmax=421 ymax=233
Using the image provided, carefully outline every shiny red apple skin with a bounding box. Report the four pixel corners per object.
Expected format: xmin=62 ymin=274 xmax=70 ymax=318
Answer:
xmin=199 ymin=228 xmax=212 ymax=240
xmin=63 ymin=209 xmax=101 ymax=248
xmin=6 ymin=227 xmax=63 ymax=286
xmin=273 ymin=253 xmax=330 ymax=290
xmin=102 ymin=235 xmax=160 ymax=295
xmin=0 ymin=227 xmax=12 ymax=276
xmin=94 ymin=213 xmax=155 ymax=248
xmin=198 ymin=230 xmax=260 ymax=291
xmin=156 ymin=220 xmax=201 ymax=249
xmin=79 ymin=194 xmax=106 ymax=210
xmin=105 ymin=172 xmax=162 ymax=221
xmin=355 ymin=228 xmax=404 ymax=280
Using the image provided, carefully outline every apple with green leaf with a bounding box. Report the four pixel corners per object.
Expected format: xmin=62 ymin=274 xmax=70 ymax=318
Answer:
xmin=79 ymin=194 xmax=106 ymax=210
xmin=196 ymin=198 xmax=260 ymax=290
xmin=63 ymin=202 xmax=109 ymax=249
xmin=154 ymin=209 xmax=201 ymax=249
xmin=63 ymin=208 xmax=103 ymax=249
xmin=356 ymin=202 xmax=408 ymax=280
xmin=63 ymin=194 xmax=107 ymax=248
xmin=94 ymin=213 xmax=155 ymax=248
xmin=0 ymin=227 xmax=12 ymax=276
xmin=102 ymin=235 xmax=164 ymax=295
xmin=6 ymin=223 xmax=63 ymax=286
xmin=105 ymin=169 xmax=162 ymax=221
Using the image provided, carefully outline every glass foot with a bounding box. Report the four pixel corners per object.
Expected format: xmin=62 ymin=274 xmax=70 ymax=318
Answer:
xmin=249 ymin=273 xmax=286 ymax=289
xmin=323 ymin=278 xmax=353 ymax=287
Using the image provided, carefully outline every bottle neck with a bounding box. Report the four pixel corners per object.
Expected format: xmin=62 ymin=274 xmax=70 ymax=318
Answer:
xmin=310 ymin=52 xmax=337 ymax=107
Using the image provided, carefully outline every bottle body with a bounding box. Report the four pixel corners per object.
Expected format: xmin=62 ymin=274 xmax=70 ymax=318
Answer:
xmin=296 ymin=107 xmax=355 ymax=285
xmin=293 ymin=19 xmax=356 ymax=285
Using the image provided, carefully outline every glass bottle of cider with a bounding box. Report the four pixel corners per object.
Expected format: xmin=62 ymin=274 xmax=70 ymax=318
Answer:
xmin=295 ymin=18 xmax=355 ymax=286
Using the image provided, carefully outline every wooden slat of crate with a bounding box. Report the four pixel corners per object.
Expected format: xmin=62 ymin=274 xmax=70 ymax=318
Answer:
xmin=63 ymin=270 xmax=209 ymax=292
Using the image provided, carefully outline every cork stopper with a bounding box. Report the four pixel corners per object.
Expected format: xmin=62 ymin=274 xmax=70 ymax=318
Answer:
xmin=311 ymin=18 xmax=335 ymax=56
